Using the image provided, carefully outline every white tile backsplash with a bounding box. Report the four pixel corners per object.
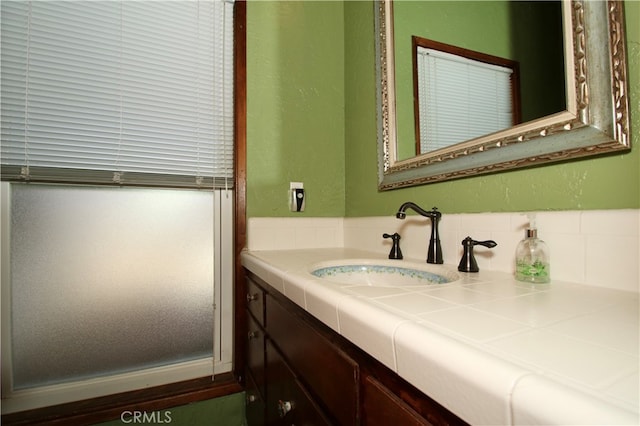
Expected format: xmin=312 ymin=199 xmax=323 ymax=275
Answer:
xmin=247 ymin=210 xmax=640 ymax=293
xmin=247 ymin=217 xmax=344 ymax=250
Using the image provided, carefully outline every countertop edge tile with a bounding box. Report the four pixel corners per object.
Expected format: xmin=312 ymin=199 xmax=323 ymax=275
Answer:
xmin=511 ymin=374 xmax=640 ymax=425
xmin=303 ymin=277 xmax=354 ymax=332
xmin=241 ymin=253 xmax=285 ymax=293
xmin=394 ymin=320 xmax=531 ymax=426
xmin=336 ymin=294 xmax=406 ymax=371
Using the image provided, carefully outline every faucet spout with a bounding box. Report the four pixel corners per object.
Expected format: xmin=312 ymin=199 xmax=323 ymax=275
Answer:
xmin=395 ymin=202 xmax=443 ymax=264
xmin=396 ymin=202 xmax=441 ymax=220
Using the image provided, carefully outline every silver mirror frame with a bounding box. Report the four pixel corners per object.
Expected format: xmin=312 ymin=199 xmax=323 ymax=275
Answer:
xmin=376 ymin=0 xmax=630 ymax=190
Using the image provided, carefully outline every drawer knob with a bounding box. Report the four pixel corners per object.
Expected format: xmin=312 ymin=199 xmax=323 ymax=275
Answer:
xmin=246 ymin=293 xmax=258 ymax=302
xmin=247 ymin=394 xmax=257 ymax=403
xmin=248 ymin=330 xmax=260 ymax=340
xmin=277 ymin=399 xmax=295 ymax=418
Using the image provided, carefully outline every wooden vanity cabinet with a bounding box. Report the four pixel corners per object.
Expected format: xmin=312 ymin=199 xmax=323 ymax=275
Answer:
xmin=245 ymin=278 xmax=267 ymax=421
xmin=243 ymin=271 xmax=466 ymax=426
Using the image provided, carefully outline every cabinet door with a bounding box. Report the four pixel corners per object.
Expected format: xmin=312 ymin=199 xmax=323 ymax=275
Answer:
xmin=245 ymin=369 xmax=266 ymax=426
xmin=266 ymin=293 xmax=359 ymax=425
xmin=363 ymin=376 xmax=432 ymax=426
xmin=266 ymin=340 xmax=332 ymax=426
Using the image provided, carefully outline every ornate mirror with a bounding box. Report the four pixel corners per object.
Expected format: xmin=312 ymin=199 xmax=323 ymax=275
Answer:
xmin=376 ymin=0 xmax=630 ymax=190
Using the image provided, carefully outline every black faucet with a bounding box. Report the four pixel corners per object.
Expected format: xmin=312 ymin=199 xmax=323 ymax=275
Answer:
xmin=395 ymin=202 xmax=443 ymax=264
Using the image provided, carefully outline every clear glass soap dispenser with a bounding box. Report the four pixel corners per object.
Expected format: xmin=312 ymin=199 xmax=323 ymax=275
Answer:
xmin=515 ymin=213 xmax=550 ymax=283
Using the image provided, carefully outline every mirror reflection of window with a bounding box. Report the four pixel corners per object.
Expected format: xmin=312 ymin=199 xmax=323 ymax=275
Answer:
xmin=413 ymin=37 xmax=520 ymax=154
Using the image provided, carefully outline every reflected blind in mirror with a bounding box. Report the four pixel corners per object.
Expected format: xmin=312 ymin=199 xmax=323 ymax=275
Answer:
xmin=1 ymin=1 xmax=234 ymax=189
xmin=417 ymin=47 xmax=514 ymax=152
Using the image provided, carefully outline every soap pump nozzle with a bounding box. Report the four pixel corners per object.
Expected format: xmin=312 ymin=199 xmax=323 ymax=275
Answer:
xmin=525 ymin=213 xmax=538 ymax=238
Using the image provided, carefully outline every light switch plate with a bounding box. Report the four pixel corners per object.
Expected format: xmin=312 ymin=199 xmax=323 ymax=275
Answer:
xmin=289 ymin=182 xmax=304 ymax=212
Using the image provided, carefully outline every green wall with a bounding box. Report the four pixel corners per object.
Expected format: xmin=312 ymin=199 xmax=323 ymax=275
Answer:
xmin=246 ymin=1 xmax=345 ymax=217
xmin=393 ymin=1 xmax=565 ymax=160
xmin=248 ymin=1 xmax=639 ymax=218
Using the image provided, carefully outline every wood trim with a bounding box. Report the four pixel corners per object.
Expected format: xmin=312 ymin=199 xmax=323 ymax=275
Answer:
xmin=233 ymin=0 xmax=248 ymax=384
xmin=1 ymin=374 xmax=242 ymax=426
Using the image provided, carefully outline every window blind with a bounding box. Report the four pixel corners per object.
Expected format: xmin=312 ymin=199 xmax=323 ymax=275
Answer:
xmin=1 ymin=0 xmax=234 ymax=189
xmin=417 ymin=47 xmax=514 ymax=153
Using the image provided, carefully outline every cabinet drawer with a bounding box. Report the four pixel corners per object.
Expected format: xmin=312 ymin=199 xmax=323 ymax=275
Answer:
xmin=266 ymin=340 xmax=332 ymax=426
xmin=267 ymin=293 xmax=359 ymax=425
xmin=246 ymin=277 xmax=265 ymax=325
xmin=245 ymin=369 xmax=266 ymax=426
xmin=362 ymin=376 xmax=431 ymax=426
xmin=247 ymin=314 xmax=266 ymax=398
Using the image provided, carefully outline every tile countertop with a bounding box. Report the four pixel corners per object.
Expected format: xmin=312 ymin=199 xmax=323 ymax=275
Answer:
xmin=241 ymin=248 xmax=639 ymax=426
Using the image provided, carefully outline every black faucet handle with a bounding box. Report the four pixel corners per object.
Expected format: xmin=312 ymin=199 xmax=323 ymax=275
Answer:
xmin=458 ymin=236 xmax=497 ymax=272
xmin=473 ymin=239 xmax=497 ymax=249
xmin=383 ymin=232 xmax=403 ymax=260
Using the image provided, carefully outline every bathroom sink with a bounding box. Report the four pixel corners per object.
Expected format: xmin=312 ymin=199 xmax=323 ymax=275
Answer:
xmin=310 ymin=259 xmax=460 ymax=287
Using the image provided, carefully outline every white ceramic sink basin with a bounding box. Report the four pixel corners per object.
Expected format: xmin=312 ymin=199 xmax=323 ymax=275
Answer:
xmin=310 ymin=259 xmax=460 ymax=287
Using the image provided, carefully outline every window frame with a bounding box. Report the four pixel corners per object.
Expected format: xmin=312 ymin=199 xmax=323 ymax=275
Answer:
xmin=412 ymin=36 xmax=521 ymax=155
xmin=0 ymin=0 xmax=247 ymax=422
xmin=0 ymin=183 xmax=234 ymax=413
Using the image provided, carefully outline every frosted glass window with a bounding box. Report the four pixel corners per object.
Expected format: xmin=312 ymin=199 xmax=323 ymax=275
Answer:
xmin=9 ymin=184 xmax=214 ymax=389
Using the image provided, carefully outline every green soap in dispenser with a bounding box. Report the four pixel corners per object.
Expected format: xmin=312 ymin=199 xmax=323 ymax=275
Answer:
xmin=515 ymin=213 xmax=550 ymax=283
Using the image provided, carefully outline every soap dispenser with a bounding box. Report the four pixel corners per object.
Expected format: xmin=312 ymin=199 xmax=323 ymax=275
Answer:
xmin=515 ymin=213 xmax=550 ymax=283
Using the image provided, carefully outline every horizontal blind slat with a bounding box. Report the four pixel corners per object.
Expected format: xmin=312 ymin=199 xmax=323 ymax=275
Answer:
xmin=417 ymin=45 xmax=515 ymax=152
xmin=1 ymin=0 xmax=234 ymax=189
